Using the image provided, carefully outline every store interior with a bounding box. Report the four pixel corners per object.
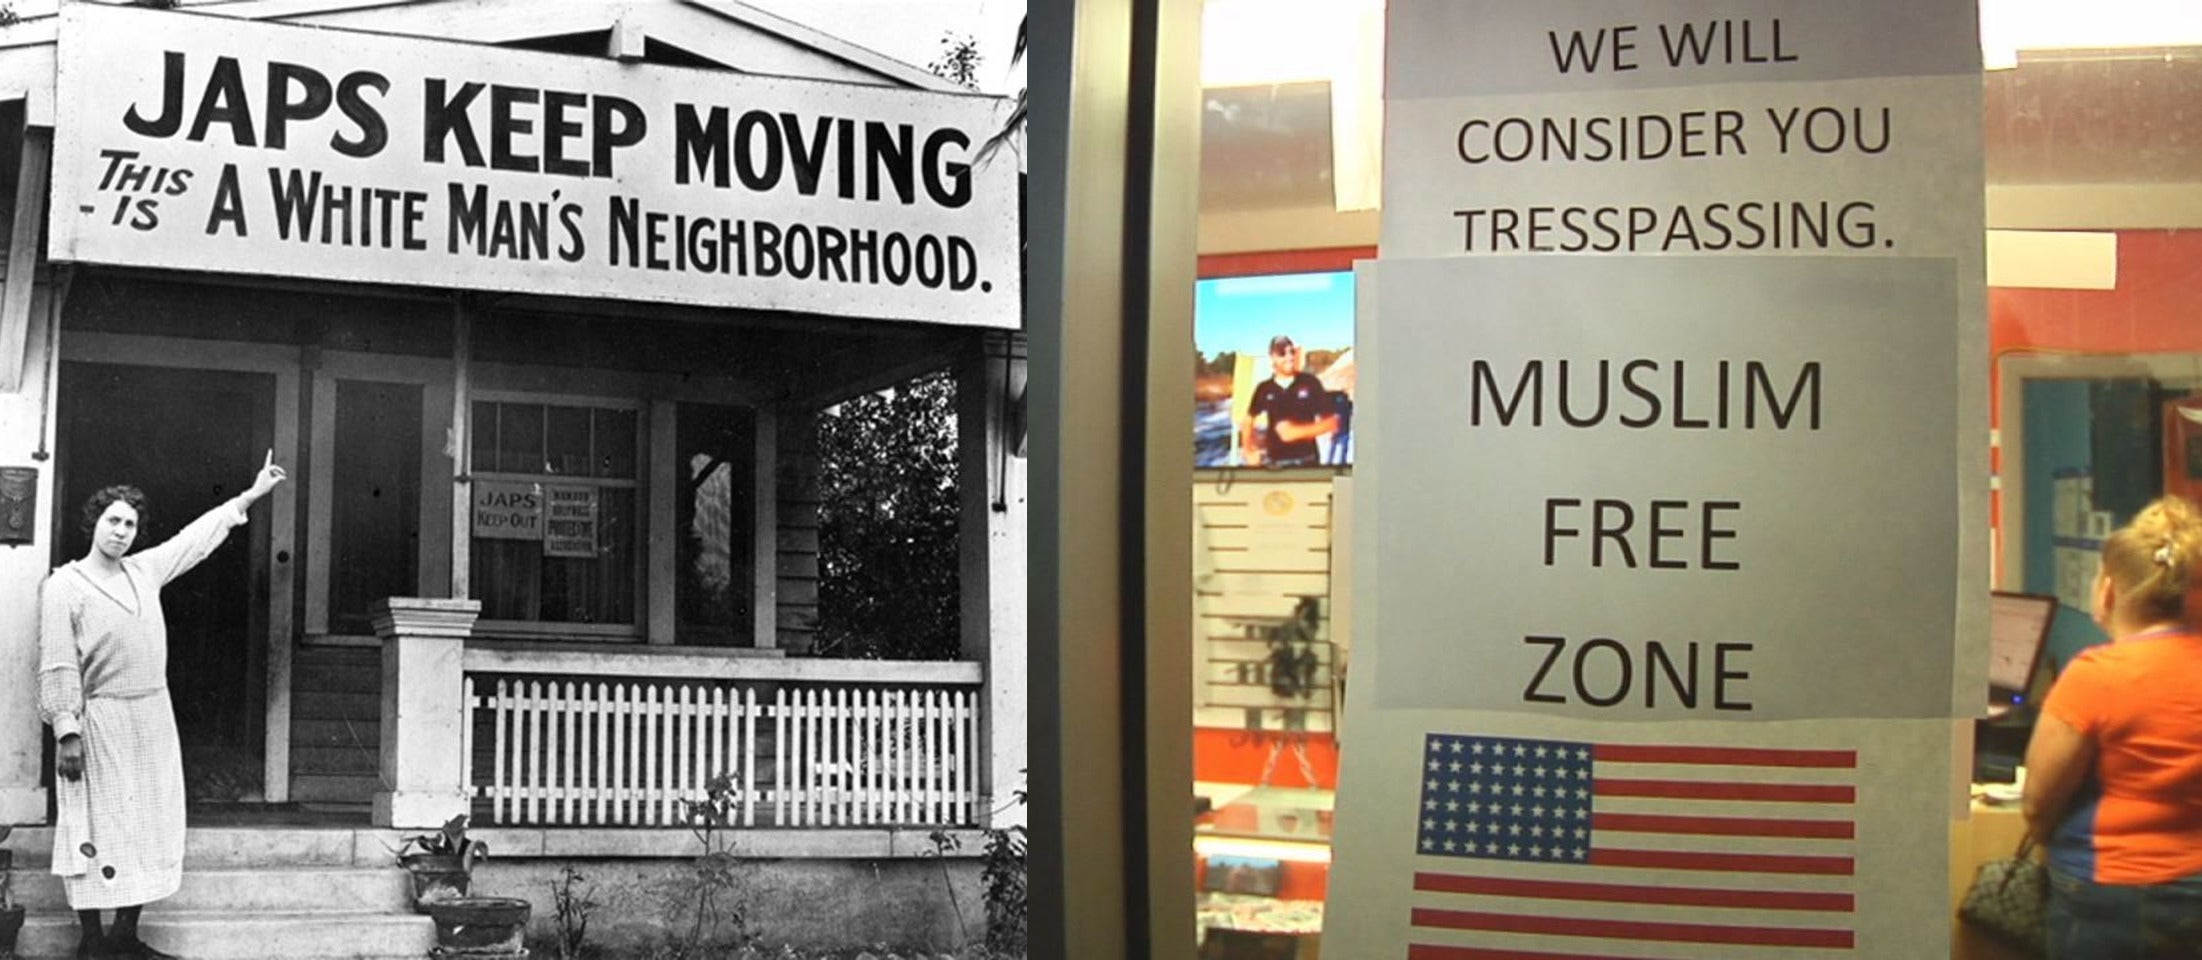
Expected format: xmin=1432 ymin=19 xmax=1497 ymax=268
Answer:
xmin=1183 ymin=3 xmax=2202 ymax=957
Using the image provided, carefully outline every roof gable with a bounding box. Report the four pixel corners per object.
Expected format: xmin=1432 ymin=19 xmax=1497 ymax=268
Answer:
xmin=17 ymin=0 xmax=960 ymax=91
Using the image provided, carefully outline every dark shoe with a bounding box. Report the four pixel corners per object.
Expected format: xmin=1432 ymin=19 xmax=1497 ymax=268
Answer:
xmin=104 ymin=934 xmax=181 ymax=960
xmin=75 ymin=932 xmax=103 ymax=960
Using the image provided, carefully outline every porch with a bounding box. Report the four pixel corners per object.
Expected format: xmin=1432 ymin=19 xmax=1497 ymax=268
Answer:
xmin=3 ymin=820 xmax=982 ymax=959
xmin=3 ymin=598 xmax=1008 ymax=958
xmin=0 ymin=273 xmax=1028 ymax=811
xmin=379 ymin=598 xmax=999 ymax=832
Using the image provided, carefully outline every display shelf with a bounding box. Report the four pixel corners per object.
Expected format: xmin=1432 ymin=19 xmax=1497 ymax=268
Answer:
xmin=1196 ymin=785 xmax=1335 ymax=843
xmin=1193 ymin=781 xmax=1333 ymax=957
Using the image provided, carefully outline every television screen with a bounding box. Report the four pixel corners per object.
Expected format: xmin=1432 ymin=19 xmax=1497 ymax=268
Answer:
xmin=1194 ymin=270 xmax=1356 ymax=468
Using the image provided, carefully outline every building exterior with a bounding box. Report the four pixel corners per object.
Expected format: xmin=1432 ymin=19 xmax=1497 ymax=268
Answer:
xmin=0 ymin=1 xmax=1025 ymax=953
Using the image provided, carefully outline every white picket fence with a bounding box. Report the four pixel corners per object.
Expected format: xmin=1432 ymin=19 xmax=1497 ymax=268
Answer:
xmin=458 ymin=649 xmax=984 ymax=829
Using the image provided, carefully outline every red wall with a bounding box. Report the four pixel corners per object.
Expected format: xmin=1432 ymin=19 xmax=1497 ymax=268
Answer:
xmin=1991 ymin=230 xmax=2202 ymax=430
xmin=1986 ymin=229 xmax=2202 ymax=565
xmin=1194 ymin=728 xmax=1339 ymax=789
xmin=1993 ymin=230 xmax=2202 ymax=358
xmin=1200 ymin=247 xmax=1374 ymax=279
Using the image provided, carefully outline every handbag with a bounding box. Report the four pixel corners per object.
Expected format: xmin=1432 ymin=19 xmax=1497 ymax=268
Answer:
xmin=1958 ymin=833 xmax=2049 ymax=957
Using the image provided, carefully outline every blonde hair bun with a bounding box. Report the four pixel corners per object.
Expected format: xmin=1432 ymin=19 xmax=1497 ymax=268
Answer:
xmin=2103 ymin=495 xmax=2202 ymax=620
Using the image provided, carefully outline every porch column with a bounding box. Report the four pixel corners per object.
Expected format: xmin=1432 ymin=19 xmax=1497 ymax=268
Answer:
xmin=0 ymin=281 xmax=57 ymax=825
xmin=753 ymin=405 xmax=779 ymax=649
xmin=371 ymin=597 xmax=480 ymax=829
xmin=959 ymin=331 xmax=1028 ymax=828
xmin=0 ymin=124 xmax=56 ymax=824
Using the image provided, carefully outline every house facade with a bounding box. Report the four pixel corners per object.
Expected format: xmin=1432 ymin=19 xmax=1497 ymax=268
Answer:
xmin=0 ymin=1 xmax=1024 ymax=952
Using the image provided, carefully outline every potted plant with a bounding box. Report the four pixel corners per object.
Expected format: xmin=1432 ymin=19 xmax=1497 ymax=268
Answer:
xmin=395 ymin=815 xmax=488 ymax=910
xmin=425 ymin=896 xmax=531 ymax=956
xmin=0 ymin=825 xmax=23 ymax=956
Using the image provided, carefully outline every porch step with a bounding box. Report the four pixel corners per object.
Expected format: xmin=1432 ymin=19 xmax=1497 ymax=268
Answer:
xmin=13 ymin=909 xmax=436 ymax=960
xmin=12 ymin=865 xmax=412 ymax=913
xmin=6 ymin=827 xmax=402 ymax=869
xmin=5 ymin=830 xmax=439 ymax=959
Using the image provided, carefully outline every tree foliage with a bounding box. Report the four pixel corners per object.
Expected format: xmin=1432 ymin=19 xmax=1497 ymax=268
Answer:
xmin=814 ymin=372 xmax=960 ymax=660
xmin=978 ymin=19 xmax=1026 ymax=166
xmin=802 ymin=24 xmax=999 ymax=662
xmin=930 ymin=31 xmax=984 ymax=91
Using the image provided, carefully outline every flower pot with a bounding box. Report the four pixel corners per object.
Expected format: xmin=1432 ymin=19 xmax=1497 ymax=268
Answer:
xmin=426 ymin=896 xmax=530 ymax=956
xmin=0 ymin=847 xmax=16 ymax=954
xmin=401 ymin=853 xmax=473 ymax=911
xmin=0 ymin=904 xmax=24 ymax=956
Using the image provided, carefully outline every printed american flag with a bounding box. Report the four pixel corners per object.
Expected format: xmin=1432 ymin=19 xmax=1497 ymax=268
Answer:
xmin=1407 ymin=733 xmax=1857 ymax=959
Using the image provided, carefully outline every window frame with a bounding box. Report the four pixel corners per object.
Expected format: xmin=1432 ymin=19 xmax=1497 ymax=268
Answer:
xmin=298 ymin=351 xmax=775 ymax=648
xmin=1995 ymin=352 xmax=2202 ymax=592
xmin=304 ymin=351 xmax=454 ymax=647
xmin=62 ymin=330 xmax=306 ymax=803
xmin=466 ymin=388 xmax=648 ymax=641
xmin=672 ymin=400 xmax=764 ymax=647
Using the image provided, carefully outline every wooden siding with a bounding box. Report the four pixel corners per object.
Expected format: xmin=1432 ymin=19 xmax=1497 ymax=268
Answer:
xmin=288 ymin=645 xmax=384 ymax=802
xmin=778 ymin=410 xmax=822 ymax=651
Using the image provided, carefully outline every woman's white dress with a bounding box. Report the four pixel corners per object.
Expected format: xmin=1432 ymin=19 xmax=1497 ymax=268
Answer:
xmin=36 ymin=500 xmax=247 ymax=909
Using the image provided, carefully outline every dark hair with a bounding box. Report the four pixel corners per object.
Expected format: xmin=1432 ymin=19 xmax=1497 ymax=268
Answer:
xmin=80 ymin=485 xmax=151 ymax=536
xmin=1269 ymin=335 xmax=1298 ymax=356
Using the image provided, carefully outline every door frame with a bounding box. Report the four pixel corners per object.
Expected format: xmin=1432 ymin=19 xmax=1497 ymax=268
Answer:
xmin=303 ymin=350 xmax=454 ymax=646
xmin=62 ymin=331 xmax=302 ymax=803
xmin=1996 ymin=352 xmax=2202 ymax=594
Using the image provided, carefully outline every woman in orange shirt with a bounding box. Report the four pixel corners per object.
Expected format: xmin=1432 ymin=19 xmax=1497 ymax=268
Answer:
xmin=2023 ymin=495 xmax=2202 ymax=958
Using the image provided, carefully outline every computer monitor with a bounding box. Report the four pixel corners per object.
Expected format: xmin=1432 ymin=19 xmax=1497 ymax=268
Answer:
xmin=1988 ymin=591 xmax=2057 ymax=715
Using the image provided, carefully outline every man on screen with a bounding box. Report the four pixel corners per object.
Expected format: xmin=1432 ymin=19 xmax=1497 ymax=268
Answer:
xmin=1240 ymin=335 xmax=1339 ymax=468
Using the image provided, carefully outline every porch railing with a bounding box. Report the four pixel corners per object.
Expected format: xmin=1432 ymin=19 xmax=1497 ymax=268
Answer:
xmin=460 ymin=645 xmax=983 ymax=829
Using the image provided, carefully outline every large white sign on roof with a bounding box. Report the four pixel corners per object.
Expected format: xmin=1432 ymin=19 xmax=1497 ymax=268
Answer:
xmin=49 ymin=4 xmax=1021 ymax=329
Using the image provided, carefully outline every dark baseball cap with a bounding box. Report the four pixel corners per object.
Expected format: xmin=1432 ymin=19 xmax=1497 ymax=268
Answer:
xmin=1269 ymin=335 xmax=1298 ymax=355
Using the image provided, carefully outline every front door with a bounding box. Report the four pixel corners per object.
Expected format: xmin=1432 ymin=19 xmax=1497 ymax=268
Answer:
xmin=56 ymin=361 xmax=274 ymax=803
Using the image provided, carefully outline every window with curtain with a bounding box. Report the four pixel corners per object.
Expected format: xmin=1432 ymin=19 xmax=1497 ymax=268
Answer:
xmin=675 ymin=403 xmax=756 ymax=646
xmin=469 ymin=399 xmax=639 ymax=627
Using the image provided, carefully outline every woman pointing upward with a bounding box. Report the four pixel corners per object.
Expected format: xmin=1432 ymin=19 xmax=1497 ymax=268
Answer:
xmin=38 ymin=452 xmax=285 ymax=959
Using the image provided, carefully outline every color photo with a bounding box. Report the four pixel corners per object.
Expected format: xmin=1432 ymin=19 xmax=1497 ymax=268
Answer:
xmin=1194 ymin=270 xmax=1357 ymax=468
